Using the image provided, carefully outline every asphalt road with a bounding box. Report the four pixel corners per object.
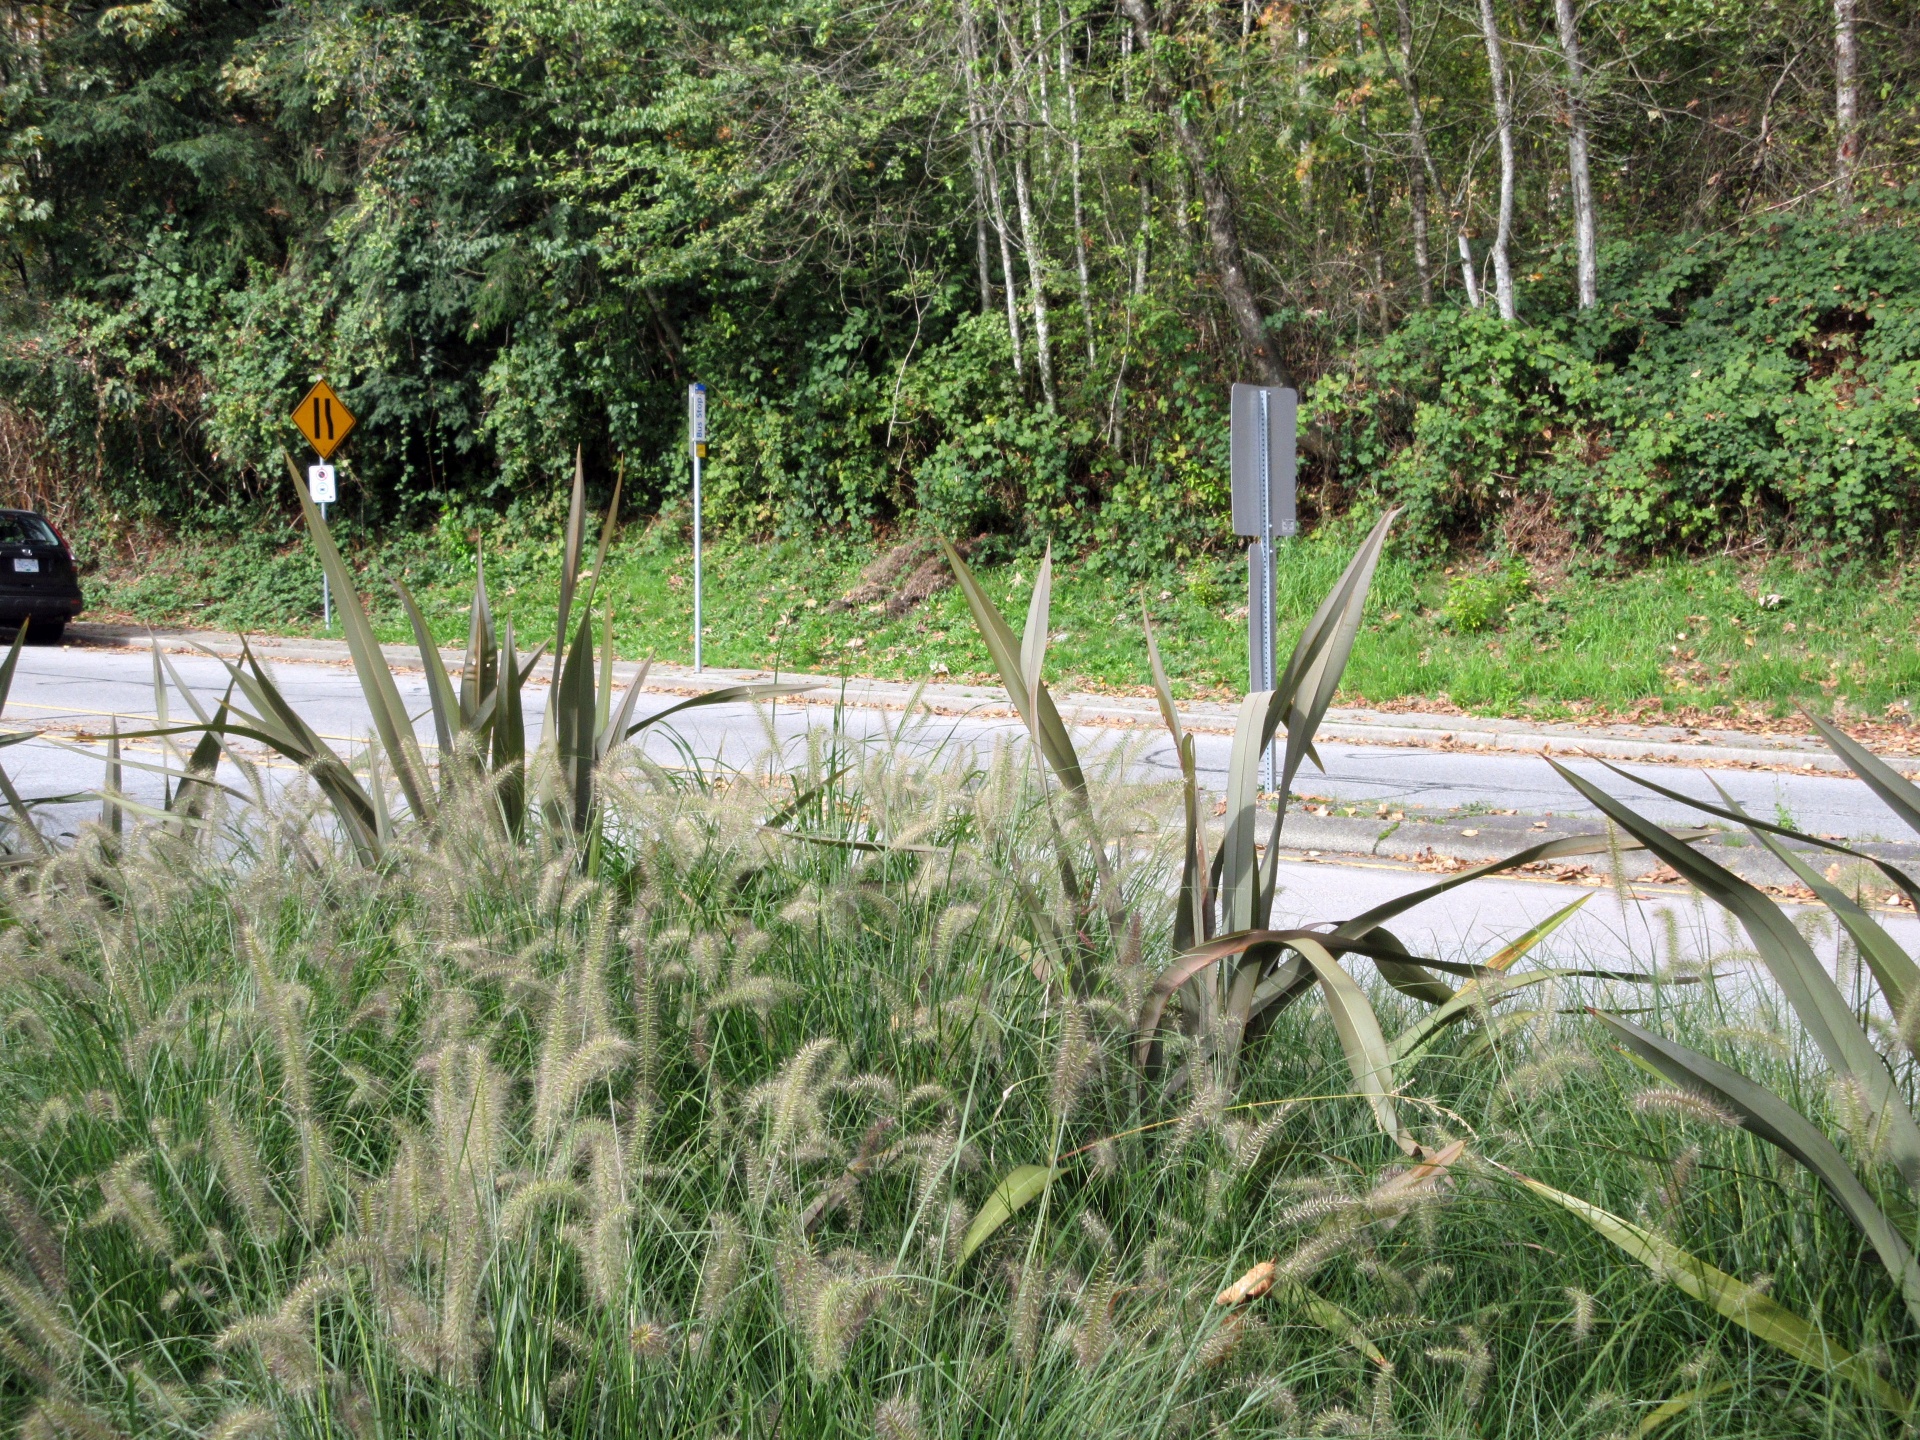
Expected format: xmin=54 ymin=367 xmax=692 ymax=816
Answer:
xmin=2 ymin=639 xmax=1912 ymax=970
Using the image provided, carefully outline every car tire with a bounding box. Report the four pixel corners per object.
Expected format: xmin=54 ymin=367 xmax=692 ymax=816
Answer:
xmin=25 ymin=619 xmax=63 ymax=646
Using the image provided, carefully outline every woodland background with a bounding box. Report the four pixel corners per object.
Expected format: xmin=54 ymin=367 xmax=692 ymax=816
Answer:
xmin=0 ymin=0 xmax=1915 ymax=574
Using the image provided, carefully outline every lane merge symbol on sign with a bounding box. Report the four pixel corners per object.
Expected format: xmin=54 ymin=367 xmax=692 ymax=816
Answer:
xmin=291 ymin=380 xmax=356 ymax=460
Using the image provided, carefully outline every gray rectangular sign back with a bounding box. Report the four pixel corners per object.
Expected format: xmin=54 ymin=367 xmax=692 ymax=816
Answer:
xmin=1229 ymin=383 xmax=1297 ymax=539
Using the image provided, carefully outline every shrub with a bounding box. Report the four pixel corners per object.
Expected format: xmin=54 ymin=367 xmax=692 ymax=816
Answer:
xmin=1442 ymin=559 xmax=1531 ymax=633
xmin=1314 ymin=201 xmax=1920 ymax=557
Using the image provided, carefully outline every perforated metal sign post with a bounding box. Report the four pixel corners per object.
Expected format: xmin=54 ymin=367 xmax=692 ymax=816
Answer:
xmin=689 ymin=383 xmax=708 ymax=672
xmin=290 ymin=383 xmax=358 ymax=629
xmin=1229 ymin=383 xmax=1298 ymax=792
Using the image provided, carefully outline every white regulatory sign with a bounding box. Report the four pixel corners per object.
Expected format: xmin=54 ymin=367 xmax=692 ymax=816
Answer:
xmin=688 ymin=382 xmax=707 ymax=457
xmin=307 ymin=464 xmax=336 ymax=505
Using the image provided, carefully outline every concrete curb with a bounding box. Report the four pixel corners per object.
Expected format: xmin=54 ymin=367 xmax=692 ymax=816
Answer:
xmin=65 ymin=620 xmax=1917 ymax=779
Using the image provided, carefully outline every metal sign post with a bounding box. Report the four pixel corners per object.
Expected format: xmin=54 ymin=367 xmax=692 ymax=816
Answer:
xmin=1229 ymin=383 xmax=1298 ymax=793
xmin=308 ymin=464 xmax=337 ymax=628
xmin=688 ymin=383 xmax=708 ymax=672
xmin=289 ymin=381 xmax=357 ymax=633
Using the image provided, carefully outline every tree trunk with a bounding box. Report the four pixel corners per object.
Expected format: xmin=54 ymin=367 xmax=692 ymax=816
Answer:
xmin=962 ymin=3 xmax=1024 ymax=367
xmin=1116 ymin=0 xmax=1289 ymax=387
xmin=1553 ymin=0 xmax=1597 ymax=308
xmin=987 ymin=145 xmax=1027 ymax=378
xmin=1458 ymin=230 xmax=1483 ymax=309
xmin=1380 ymin=0 xmax=1433 ymax=304
xmin=959 ymin=42 xmax=996 ymax=311
xmin=1001 ymin=6 xmax=1056 ymax=410
xmin=1295 ymin=15 xmax=1313 ymax=212
xmin=1475 ymin=0 xmax=1517 ymax=320
xmin=1010 ymin=124 xmax=1057 ymax=408
xmin=1835 ymin=0 xmax=1860 ymax=200
xmin=1060 ymin=8 xmax=1096 ymax=364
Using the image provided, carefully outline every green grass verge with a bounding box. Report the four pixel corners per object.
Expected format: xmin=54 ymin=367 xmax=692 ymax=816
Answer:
xmin=85 ymin=515 xmax=1920 ymax=721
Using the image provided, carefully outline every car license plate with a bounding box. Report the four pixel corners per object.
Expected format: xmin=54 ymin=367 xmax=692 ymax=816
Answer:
xmin=12 ymin=558 xmax=37 ymax=574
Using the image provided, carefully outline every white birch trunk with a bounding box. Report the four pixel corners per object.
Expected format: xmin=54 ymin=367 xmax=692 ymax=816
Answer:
xmin=1554 ymin=0 xmax=1597 ymax=308
xmin=1387 ymin=0 xmax=1433 ymax=304
xmin=1835 ymin=0 xmax=1860 ymax=200
xmin=1476 ymin=0 xmax=1517 ymax=320
xmin=1059 ymin=8 xmax=1095 ymax=364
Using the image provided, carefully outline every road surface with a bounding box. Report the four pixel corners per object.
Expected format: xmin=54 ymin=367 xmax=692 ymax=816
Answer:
xmin=1 ymin=640 xmax=1912 ymax=970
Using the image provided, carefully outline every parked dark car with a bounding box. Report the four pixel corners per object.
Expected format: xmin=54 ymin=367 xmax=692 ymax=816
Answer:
xmin=0 ymin=510 xmax=82 ymax=644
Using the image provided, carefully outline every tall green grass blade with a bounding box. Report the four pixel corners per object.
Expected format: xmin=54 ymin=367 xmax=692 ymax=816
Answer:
xmin=0 ymin=623 xmax=42 ymax=854
xmin=1806 ymin=711 xmax=1920 ymax=843
xmin=618 ymin=682 xmax=817 ymax=745
xmin=159 ymin=652 xmax=264 ymax=799
xmin=1635 ymin=1382 xmax=1731 ymax=1436
xmin=1487 ymin=894 xmax=1589 ymax=971
xmin=598 ymin=659 xmax=652 ymax=763
xmin=0 ymin=618 xmax=27 ymax=714
xmin=100 ymin=719 xmax=121 ymax=841
xmin=147 ymin=635 xmax=186 ymax=790
xmin=1366 ymin=926 xmax=1456 ymax=1007
xmin=1551 ymin=760 xmax=1920 ymax=1201
xmin=393 ymin=577 xmax=460 ymax=760
xmin=555 ymin=606 xmax=597 ymax=831
xmin=185 ymin=641 xmax=381 ymax=860
xmin=285 ymin=452 xmax=435 ymax=824
xmin=1332 ymin=829 xmax=1700 ymax=942
xmin=494 ymin=616 xmax=526 ymax=837
xmin=461 ymin=546 xmax=496 ymax=728
xmin=1219 ymin=691 xmax=1271 ymax=935
xmin=1595 ymin=757 xmax=1920 ymax=913
xmin=1287 ymin=936 xmax=1409 ymax=1152
xmin=596 ymin=603 xmax=615 ymax=744
xmin=553 ymin=447 xmax=587 ymax=688
xmin=1389 ymin=897 xmax=1594 ymax=1066
xmin=1512 ymin=1167 xmax=1911 ymax=1414
xmin=1020 ymin=544 xmax=1052 ymax=705
xmin=1253 ymin=511 xmax=1397 ymax=925
xmin=1737 ymin=815 xmax=1920 ymax=1015
xmin=1143 ymin=611 xmax=1205 ymax=950
xmin=938 ymin=539 xmax=1086 ymax=799
xmin=1592 ymin=1009 xmax=1920 ymax=1329
xmin=172 ymin=722 xmax=225 ymax=827
xmin=955 ymin=1165 xmax=1055 ymax=1271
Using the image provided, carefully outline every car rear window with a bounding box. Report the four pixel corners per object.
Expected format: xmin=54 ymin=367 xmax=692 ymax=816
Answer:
xmin=0 ymin=515 xmax=58 ymax=546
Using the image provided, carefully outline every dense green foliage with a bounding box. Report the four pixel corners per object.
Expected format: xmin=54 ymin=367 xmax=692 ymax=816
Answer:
xmin=0 ymin=0 xmax=1915 ymax=564
xmin=1319 ymin=214 xmax=1920 ymax=554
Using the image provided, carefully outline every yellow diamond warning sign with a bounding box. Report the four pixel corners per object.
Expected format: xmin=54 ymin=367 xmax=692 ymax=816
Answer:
xmin=291 ymin=380 xmax=356 ymax=460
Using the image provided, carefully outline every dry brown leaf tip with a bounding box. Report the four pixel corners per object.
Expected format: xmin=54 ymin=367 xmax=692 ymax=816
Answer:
xmin=1215 ymin=1260 xmax=1276 ymax=1306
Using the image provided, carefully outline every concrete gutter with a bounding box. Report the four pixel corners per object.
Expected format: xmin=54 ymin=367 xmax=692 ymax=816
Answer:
xmin=1269 ymin=804 xmax=1920 ymax=893
xmin=67 ymin=620 xmax=1911 ymax=778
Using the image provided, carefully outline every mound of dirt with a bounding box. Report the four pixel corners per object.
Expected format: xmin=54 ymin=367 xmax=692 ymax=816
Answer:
xmin=826 ymin=536 xmax=972 ymax=618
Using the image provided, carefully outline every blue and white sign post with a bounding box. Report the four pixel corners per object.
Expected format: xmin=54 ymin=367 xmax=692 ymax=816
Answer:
xmin=689 ymin=382 xmax=707 ymax=672
xmin=1229 ymin=383 xmax=1297 ymax=793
